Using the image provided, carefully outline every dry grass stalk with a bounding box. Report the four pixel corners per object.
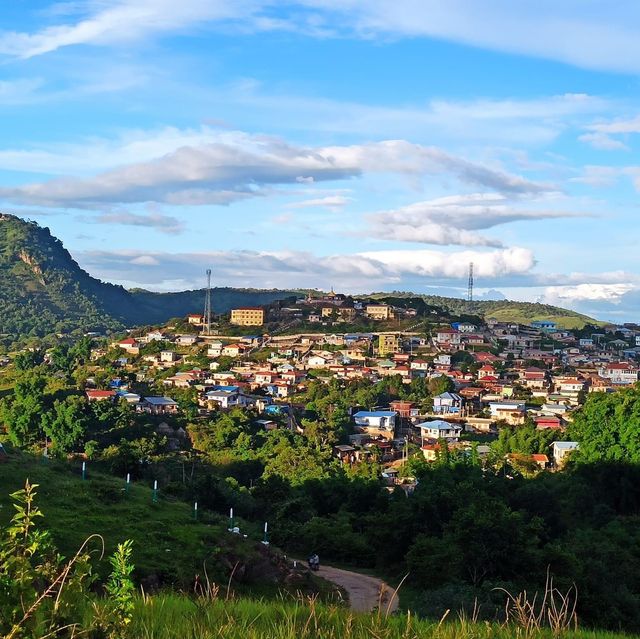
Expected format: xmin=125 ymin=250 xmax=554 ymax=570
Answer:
xmin=495 ymin=568 xmax=578 ymax=637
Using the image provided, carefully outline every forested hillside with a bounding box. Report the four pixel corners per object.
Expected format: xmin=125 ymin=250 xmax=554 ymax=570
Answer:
xmin=0 ymin=214 xmax=298 ymax=336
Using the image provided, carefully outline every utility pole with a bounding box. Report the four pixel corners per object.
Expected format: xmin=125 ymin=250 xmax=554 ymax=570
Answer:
xmin=203 ymin=269 xmax=212 ymax=335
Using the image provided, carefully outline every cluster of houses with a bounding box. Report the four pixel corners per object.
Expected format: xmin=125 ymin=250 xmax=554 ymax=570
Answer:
xmin=80 ymin=302 xmax=640 ymax=475
xmin=184 ymin=291 xmax=421 ymax=329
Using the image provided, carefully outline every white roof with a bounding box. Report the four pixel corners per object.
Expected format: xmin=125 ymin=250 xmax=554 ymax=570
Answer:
xmin=144 ymin=396 xmax=178 ymax=405
xmin=552 ymin=441 xmax=579 ymax=450
xmin=417 ymin=420 xmax=461 ymax=431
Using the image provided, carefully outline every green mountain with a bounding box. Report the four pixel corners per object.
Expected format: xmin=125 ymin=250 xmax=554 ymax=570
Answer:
xmin=0 ymin=214 xmax=299 ymax=337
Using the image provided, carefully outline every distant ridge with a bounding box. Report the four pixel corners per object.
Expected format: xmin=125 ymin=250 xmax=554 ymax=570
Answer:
xmin=366 ymin=292 xmax=604 ymax=330
xmin=0 ymin=214 xmax=602 ymax=336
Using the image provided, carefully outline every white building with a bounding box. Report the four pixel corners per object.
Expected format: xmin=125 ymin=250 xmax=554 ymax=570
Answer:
xmin=552 ymin=441 xmax=579 ymax=467
xmin=598 ymin=362 xmax=639 ymax=385
xmin=416 ymin=420 xmax=462 ymax=443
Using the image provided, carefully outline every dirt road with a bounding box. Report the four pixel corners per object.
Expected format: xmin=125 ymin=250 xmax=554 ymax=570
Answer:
xmin=315 ymin=565 xmax=399 ymax=613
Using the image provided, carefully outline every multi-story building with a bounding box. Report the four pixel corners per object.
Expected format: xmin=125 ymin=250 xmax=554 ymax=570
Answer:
xmin=598 ymin=362 xmax=639 ymax=385
xmin=365 ymin=304 xmax=394 ymax=321
xmin=230 ymin=307 xmax=265 ymax=326
xmin=378 ymin=333 xmax=400 ymax=356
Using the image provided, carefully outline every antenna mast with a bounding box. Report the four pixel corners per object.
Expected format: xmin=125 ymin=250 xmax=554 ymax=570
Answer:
xmin=204 ymin=269 xmax=212 ymax=335
xmin=467 ymin=262 xmax=474 ymax=302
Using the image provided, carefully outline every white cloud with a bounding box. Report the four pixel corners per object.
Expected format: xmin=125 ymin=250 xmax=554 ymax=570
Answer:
xmin=357 ymin=246 xmax=535 ymax=280
xmin=541 ymin=283 xmax=636 ymax=304
xmin=77 ymin=245 xmax=535 ymax=291
xmin=580 ymin=115 xmax=640 ymax=150
xmin=0 ymin=0 xmax=258 ymax=58
xmin=5 ymin=1 xmax=640 ymax=75
xmin=0 ymin=131 xmax=550 ymax=208
xmin=89 ymin=211 xmax=185 ymax=234
xmin=221 ymin=83 xmax=609 ymax=145
xmin=365 ymin=193 xmax=585 ymax=247
xmin=286 ymin=195 xmax=352 ymax=211
xmin=579 ymin=132 xmax=629 ymax=151
xmin=587 ymin=115 xmax=640 ymax=134
xmin=571 ymin=166 xmax=621 ymax=187
xmin=130 ymin=255 xmax=160 ymax=266
xmin=299 ymin=1 xmax=640 ymax=74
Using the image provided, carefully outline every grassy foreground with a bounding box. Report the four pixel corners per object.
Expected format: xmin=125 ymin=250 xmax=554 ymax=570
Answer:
xmin=0 ymin=450 xmax=239 ymax=585
xmin=127 ymin=595 xmax=629 ymax=639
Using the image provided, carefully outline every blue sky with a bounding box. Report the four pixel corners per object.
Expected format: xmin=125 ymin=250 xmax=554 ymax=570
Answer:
xmin=2 ymin=2 xmax=640 ymax=320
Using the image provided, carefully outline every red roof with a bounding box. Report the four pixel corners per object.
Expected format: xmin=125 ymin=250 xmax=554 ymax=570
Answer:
xmin=86 ymin=389 xmax=116 ymax=398
xmin=119 ymin=338 xmax=137 ymax=345
xmin=474 ymin=352 xmax=499 ymax=362
xmin=607 ymin=362 xmax=635 ymax=370
xmin=532 ymin=454 xmax=549 ymax=463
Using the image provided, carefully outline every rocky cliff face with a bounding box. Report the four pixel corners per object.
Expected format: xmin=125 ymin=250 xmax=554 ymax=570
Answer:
xmin=18 ymin=250 xmax=46 ymax=286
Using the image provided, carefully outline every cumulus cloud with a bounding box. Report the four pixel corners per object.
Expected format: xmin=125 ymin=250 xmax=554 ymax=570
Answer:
xmin=541 ymin=282 xmax=636 ymax=304
xmin=0 ymin=132 xmax=550 ymax=209
xmin=365 ymin=193 xmax=584 ymax=247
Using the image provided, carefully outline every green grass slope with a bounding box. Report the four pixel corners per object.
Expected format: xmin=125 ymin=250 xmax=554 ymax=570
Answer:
xmin=0 ymin=450 xmax=293 ymax=592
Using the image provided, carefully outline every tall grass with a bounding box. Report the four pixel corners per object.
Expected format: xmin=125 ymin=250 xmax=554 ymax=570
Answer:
xmin=128 ymin=594 xmax=629 ymax=639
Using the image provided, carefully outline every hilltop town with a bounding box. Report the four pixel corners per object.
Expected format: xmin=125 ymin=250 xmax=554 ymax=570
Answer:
xmin=20 ymin=287 xmax=637 ymax=478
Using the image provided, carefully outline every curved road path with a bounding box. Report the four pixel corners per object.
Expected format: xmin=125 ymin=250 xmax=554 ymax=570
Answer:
xmin=315 ymin=564 xmax=399 ymax=613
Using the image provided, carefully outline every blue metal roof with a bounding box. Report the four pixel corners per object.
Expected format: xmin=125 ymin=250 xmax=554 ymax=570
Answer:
xmin=354 ymin=411 xmax=397 ymax=418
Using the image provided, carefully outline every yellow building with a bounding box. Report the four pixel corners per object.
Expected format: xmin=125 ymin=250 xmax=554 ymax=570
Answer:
xmin=230 ymin=307 xmax=265 ymax=326
xmin=366 ymin=304 xmax=394 ymax=321
xmin=378 ymin=333 xmax=400 ymax=356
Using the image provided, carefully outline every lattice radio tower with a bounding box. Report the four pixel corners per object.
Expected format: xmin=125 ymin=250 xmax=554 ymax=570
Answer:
xmin=203 ymin=269 xmax=212 ymax=335
xmin=467 ymin=262 xmax=474 ymax=302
